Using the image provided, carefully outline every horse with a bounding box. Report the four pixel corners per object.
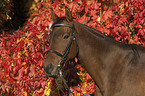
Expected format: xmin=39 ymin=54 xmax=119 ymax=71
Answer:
xmin=43 ymin=7 xmax=145 ymax=96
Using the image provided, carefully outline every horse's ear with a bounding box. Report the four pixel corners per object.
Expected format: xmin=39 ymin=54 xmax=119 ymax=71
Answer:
xmin=65 ymin=7 xmax=73 ymax=22
xmin=51 ymin=8 xmax=59 ymax=22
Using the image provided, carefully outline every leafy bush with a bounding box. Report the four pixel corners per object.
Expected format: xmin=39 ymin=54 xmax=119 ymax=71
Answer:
xmin=0 ymin=0 xmax=144 ymax=95
xmin=0 ymin=0 xmax=13 ymax=31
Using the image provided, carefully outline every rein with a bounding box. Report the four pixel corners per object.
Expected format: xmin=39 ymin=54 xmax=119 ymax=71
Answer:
xmin=47 ymin=22 xmax=77 ymax=96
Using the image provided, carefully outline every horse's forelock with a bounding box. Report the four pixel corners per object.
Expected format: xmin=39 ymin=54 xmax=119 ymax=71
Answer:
xmin=52 ymin=17 xmax=66 ymax=27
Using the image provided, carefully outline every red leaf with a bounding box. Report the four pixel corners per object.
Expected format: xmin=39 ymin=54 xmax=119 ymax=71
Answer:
xmin=135 ymin=24 xmax=142 ymax=28
xmin=41 ymin=81 xmax=47 ymax=88
xmin=24 ymin=67 xmax=29 ymax=75
xmin=85 ymin=5 xmax=90 ymax=13
xmin=74 ymin=0 xmax=79 ymax=2
xmin=82 ymin=0 xmax=87 ymax=4
xmin=77 ymin=14 xmax=89 ymax=23
xmin=18 ymin=67 xmax=24 ymax=80
xmin=68 ymin=2 xmax=79 ymax=11
xmin=54 ymin=9 xmax=65 ymax=17
xmin=31 ymin=12 xmax=39 ymax=17
xmin=0 ymin=84 xmax=5 ymax=93
xmin=34 ymin=81 xmax=38 ymax=87
xmin=38 ymin=2 xmax=44 ymax=9
xmin=32 ymin=17 xmax=38 ymax=24
xmin=104 ymin=5 xmax=108 ymax=11
xmin=13 ymin=64 xmax=22 ymax=73
xmin=38 ymin=88 xmax=43 ymax=93
xmin=91 ymin=1 xmax=100 ymax=10
xmin=75 ymin=57 xmax=78 ymax=62
xmin=39 ymin=60 xmax=43 ymax=67
xmin=29 ymin=65 xmax=35 ymax=77
xmin=103 ymin=10 xmax=113 ymax=20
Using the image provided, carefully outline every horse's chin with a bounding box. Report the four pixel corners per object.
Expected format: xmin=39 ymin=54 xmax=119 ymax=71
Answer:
xmin=48 ymin=74 xmax=57 ymax=78
xmin=45 ymin=71 xmax=57 ymax=78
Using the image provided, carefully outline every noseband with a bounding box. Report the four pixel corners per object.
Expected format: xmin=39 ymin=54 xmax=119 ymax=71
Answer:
xmin=46 ymin=22 xmax=77 ymax=96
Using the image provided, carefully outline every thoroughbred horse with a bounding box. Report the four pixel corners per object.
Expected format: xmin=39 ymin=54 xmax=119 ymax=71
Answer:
xmin=43 ymin=8 xmax=145 ymax=96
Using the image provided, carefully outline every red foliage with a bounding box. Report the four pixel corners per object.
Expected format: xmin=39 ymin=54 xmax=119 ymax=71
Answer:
xmin=0 ymin=1 xmax=50 ymax=95
xmin=99 ymin=0 xmax=145 ymax=45
xmin=0 ymin=0 xmax=144 ymax=95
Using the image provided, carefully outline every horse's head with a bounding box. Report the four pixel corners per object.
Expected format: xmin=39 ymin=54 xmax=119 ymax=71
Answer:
xmin=43 ymin=8 xmax=78 ymax=77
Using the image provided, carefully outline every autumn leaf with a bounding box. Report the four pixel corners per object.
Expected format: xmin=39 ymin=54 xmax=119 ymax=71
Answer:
xmin=104 ymin=5 xmax=108 ymax=11
xmin=31 ymin=12 xmax=39 ymax=17
xmin=1 ymin=0 xmax=144 ymax=95
xmin=29 ymin=65 xmax=35 ymax=77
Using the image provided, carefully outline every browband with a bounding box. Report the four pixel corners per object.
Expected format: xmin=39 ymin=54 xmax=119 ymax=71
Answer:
xmin=53 ymin=24 xmax=73 ymax=28
xmin=49 ymin=23 xmax=73 ymax=31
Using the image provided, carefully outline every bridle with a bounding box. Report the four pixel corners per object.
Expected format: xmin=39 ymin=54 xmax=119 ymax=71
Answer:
xmin=46 ymin=22 xmax=77 ymax=96
xmin=47 ymin=22 xmax=77 ymax=72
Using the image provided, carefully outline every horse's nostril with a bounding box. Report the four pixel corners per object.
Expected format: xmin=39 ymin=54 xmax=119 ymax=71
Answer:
xmin=44 ymin=63 xmax=53 ymax=74
xmin=48 ymin=63 xmax=52 ymax=69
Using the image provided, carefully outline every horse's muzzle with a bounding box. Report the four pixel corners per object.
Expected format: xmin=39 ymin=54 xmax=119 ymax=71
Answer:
xmin=43 ymin=63 xmax=58 ymax=78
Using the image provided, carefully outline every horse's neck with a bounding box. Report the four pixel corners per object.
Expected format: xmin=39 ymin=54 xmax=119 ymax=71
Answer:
xmin=75 ymin=21 xmax=115 ymax=93
xmin=74 ymin=22 xmax=145 ymax=95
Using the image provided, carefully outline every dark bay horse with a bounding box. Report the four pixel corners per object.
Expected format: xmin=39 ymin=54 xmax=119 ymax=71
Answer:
xmin=43 ymin=8 xmax=145 ymax=96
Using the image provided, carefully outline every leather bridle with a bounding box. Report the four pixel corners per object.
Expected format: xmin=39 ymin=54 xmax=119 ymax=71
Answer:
xmin=46 ymin=22 xmax=77 ymax=96
xmin=47 ymin=22 xmax=77 ymax=70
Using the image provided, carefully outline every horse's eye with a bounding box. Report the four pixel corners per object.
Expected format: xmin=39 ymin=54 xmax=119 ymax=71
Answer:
xmin=64 ymin=35 xmax=69 ymax=39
